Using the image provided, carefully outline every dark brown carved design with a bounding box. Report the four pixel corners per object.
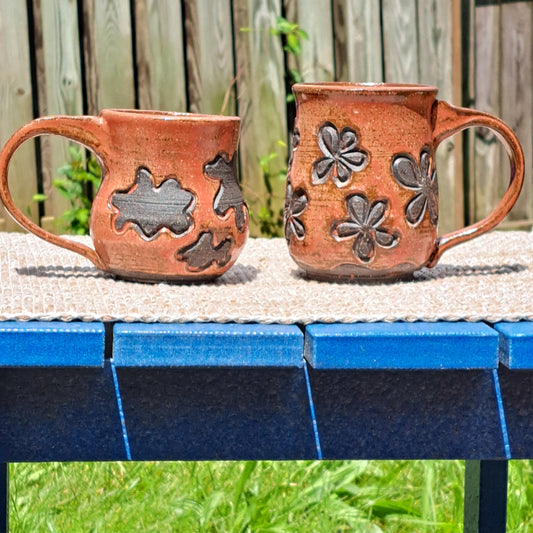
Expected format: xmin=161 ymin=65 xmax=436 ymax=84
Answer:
xmin=331 ymin=193 xmax=399 ymax=263
xmin=288 ymin=129 xmax=300 ymax=168
xmin=204 ymin=152 xmax=247 ymax=231
xmin=176 ymin=231 xmax=233 ymax=271
xmin=391 ymin=148 xmax=438 ymax=227
xmin=111 ymin=167 xmax=195 ymax=239
xmin=313 ymin=122 xmax=369 ymax=187
xmin=284 ymin=180 xmax=308 ymax=242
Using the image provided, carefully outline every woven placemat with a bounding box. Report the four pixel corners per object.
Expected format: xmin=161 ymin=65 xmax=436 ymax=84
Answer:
xmin=0 ymin=231 xmax=532 ymax=324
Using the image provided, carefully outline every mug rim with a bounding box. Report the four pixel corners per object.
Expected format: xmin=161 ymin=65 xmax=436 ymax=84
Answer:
xmin=292 ymin=82 xmax=439 ymax=95
xmin=99 ymin=109 xmax=241 ymax=123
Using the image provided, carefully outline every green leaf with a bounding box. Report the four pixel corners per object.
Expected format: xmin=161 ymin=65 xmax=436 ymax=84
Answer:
xmin=289 ymin=68 xmax=303 ymax=84
xmin=87 ymin=157 xmax=101 ymax=177
xmin=259 ymin=152 xmax=278 ymax=173
xmin=370 ymin=500 xmax=420 ymax=519
xmin=258 ymin=206 xmax=271 ymax=220
xmin=76 ymin=209 xmax=90 ymax=225
xmin=286 ymin=33 xmax=301 ymax=56
xmin=32 ymin=193 xmax=48 ymax=203
xmin=296 ymin=28 xmax=309 ymax=40
xmin=68 ymin=144 xmax=82 ymax=163
xmin=276 ymin=16 xmax=293 ymax=34
xmin=239 ymin=26 xmax=252 ymax=33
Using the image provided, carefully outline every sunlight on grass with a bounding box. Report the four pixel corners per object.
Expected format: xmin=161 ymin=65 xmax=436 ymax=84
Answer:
xmin=6 ymin=460 xmax=481 ymax=532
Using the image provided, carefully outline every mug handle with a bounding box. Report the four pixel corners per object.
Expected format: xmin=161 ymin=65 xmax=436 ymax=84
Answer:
xmin=0 ymin=115 xmax=108 ymax=270
xmin=426 ymin=100 xmax=525 ymax=267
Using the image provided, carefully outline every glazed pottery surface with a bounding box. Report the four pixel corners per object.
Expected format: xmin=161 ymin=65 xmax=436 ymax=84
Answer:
xmin=0 ymin=110 xmax=248 ymax=282
xmin=284 ymin=83 xmax=524 ymax=281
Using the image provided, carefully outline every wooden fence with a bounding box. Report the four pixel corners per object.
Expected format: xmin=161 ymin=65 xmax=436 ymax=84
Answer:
xmin=0 ymin=0 xmax=531 ymax=236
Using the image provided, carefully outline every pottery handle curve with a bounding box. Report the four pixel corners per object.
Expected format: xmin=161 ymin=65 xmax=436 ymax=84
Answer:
xmin=0 ymin=115 xmax=108 ymax=270
xmin=427 ymin=100 xmax=525 ymax=267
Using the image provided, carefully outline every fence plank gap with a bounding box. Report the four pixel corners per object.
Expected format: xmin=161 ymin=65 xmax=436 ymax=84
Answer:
xmin=0 ymin=0 xmax=39 ymax=231
xmin=183 ymin=0 xmax=236 ymax=115
xmin=471 ymin=1 xmax=502 ymax=225
xmin=382 ymin=0 xmax=419 ymax=83
xmin=33 ymin=0 xmax=84 ymax=228
xmin=332 ymin=0 xmax=383 ymax=82
xmin=82 ymin=0 xmax=135 ymax=113
xmin=500 ymin=1 xmax=533 ymax=222
xmin=418 ymin=0 xmax=463 ymax=233
xmin=233 ymin=0 xmax=288 ymax=237
xmin=134 ymin=0 xmax=187 ymax=112
xmin=284 ymin=0 xmax=335 ymax=83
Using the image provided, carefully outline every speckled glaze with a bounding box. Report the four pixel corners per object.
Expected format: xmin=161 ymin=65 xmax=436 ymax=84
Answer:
xmin=285 ymin=83 xmax=524 ymax=281
xmin=0 ymin=110 xmax=248 ymax=282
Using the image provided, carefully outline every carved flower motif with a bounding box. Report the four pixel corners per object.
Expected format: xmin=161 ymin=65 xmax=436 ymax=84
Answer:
xmin=313 ymin=122 xmax=369 ymax=187
xmin=284 ymin=180 xmax=308 ymax=242
xmin=331 ymin=193 xmax=399 ymax=263
xmin=391 ymin=148 xmax=438 ymax=227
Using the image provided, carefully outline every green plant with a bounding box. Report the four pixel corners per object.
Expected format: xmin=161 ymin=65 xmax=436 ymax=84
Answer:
xmin=270 ymin=16 xmax=309 ymax=103
xmin=244 ymin=16 xmax=308 ymax=238
xmin=33 ymin=145 xmax=102 ymax=235
xmin=254 ymin=141 xmax=287 ymax=238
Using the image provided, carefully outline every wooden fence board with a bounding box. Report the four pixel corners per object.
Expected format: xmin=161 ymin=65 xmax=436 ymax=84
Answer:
xmin=83 ymin=0 xmax=135 ymax=113
xmin=284 ymin=0 xmax=335 ymax=82
xmin=0 ymin=0 xmax=39 ymax=231
xmin=382 ymin=0 xmax=419 ymax=83
xmin=500 ymin=1 xmax=533 ymax=223
xmin=332 ymin=0 xmax=383 ymax=82
xmin=183 ymin=0 xmax=236 ymax=115
xmin=472 ymin=3 xmax=502 ymax=224
xmin=418 ymin=0 xmax=462 ymax=234
xmin=33 ymin=0 xmax=83 ymax=227
xmin=135 ymin=0 xmax=187 ymax=112
xmin=233 ymin=0 xmax=288 ymax=236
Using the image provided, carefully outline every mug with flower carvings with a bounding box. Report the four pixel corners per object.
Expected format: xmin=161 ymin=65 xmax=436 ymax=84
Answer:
xmin=284 ymin=82 xmax=524 ymax=281
xmin=0 ymin=110 xmax=248 ymax=282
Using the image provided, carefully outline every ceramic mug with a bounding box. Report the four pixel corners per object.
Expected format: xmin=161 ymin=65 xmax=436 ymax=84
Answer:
xmin=0 ymin=110 xmax=249 ymax=282
xmin=284 ymin=82 xmax=524 ymax=281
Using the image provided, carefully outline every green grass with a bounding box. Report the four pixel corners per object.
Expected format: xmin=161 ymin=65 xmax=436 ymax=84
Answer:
xmin=8 ymin=460 xmax=533 ymax=532
xmin=1 ymin=460 xmax=485 ymax=532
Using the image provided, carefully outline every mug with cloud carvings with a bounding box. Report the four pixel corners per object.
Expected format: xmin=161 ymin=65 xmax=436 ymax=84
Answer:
xmin=0 ymin=110 xmax=248 ymax=282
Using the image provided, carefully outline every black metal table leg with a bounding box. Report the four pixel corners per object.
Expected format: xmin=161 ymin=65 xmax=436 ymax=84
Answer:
xmin=464 ymin=460 xmax=508 ymax=533
xmin=1 ymin=463 xmax=7 ymax=533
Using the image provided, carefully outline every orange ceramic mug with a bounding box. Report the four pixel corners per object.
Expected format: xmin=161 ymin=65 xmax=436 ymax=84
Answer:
xmin=0 ymin=110 xmax=248 ymax=282
xmin=284 ymin=83 xmax=524 ymax=281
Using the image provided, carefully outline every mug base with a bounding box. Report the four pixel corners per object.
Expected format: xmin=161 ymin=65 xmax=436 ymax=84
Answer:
xmin=109 ymin=269 xmax=222 ymax=284
xmin=299 ymin=264 xmax=417 ymax=284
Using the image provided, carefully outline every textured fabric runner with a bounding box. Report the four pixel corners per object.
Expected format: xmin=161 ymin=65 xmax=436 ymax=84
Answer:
xmin=0 ymin=231 xmax=531 ymax=324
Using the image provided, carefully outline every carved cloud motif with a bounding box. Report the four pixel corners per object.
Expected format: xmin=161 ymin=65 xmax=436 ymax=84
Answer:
xmin=111 ymin=167 xmax=195 ymax=240
xmin=204 ymin=152 xmax=247 ymax=231
xmin=176 ymin=231 xmax=233 ymax=271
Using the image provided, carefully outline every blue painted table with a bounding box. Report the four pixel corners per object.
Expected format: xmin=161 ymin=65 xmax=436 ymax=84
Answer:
xmin=1 ymin=319 xmax=531 ymax=532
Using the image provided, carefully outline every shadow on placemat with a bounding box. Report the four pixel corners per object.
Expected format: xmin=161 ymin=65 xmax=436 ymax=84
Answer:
xmin=216 ymin=264 xmax=259 ymax=285
xmin=416 ymin=263 xmax=527 ymax=280
xmin=16 ymin=263 xmax=260 ymax=285
xmin=16 ymin=265 xmax=109 ymax=279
